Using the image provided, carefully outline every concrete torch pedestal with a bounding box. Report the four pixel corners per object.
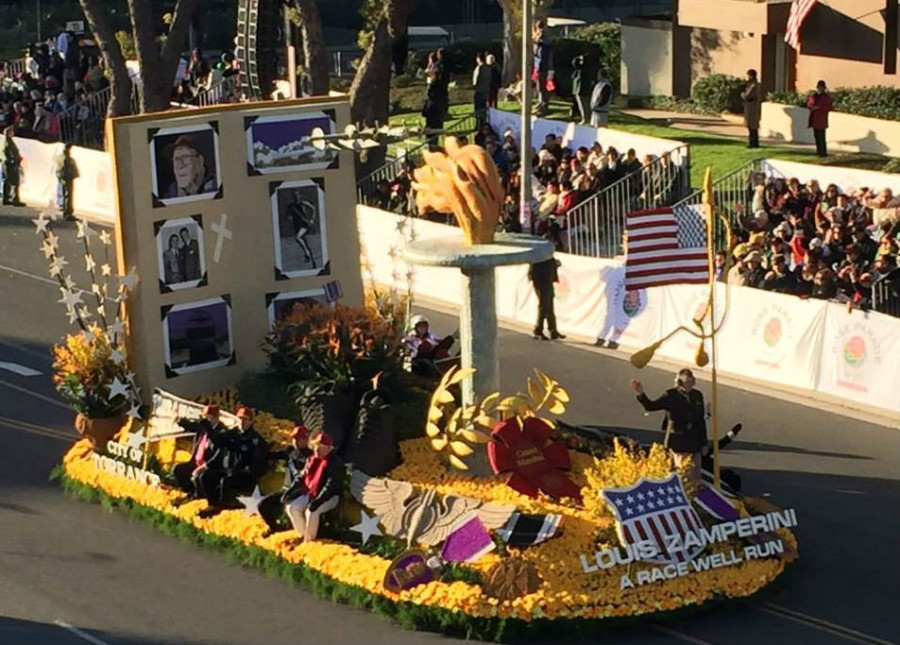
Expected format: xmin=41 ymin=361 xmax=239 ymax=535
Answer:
xmin=402 ymin=233 xmax=554 ymax=406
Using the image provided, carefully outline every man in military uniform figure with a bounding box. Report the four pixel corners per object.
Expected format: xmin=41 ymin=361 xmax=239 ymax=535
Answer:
xmin=630 ymin=368 xmax=708 ymax=481
xmin=56 ymin=144 xmax=79 ymax=220
xmin=2 ymin=126 xmax=24 ymax=207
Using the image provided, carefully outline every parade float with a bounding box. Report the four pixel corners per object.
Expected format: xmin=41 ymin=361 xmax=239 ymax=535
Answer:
xmin=47 ymin=99 xmax=797 ymax=641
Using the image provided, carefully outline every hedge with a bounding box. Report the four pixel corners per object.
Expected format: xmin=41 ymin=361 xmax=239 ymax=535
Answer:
xmin=767 ymin=85 xmax=900 ymax=122
xmin=692 ymin=74 xmax=746 ymax=114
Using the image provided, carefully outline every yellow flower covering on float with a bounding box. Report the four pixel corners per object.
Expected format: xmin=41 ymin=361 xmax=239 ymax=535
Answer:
xmin=62 ymin=389 xmax=797 ymax=624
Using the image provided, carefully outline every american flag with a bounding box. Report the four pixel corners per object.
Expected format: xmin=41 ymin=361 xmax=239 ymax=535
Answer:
xmin=785 ymin=0 xmax=818 ymax=50
xmin=602 ymin=473 xmax=705 ymax=564
xmin=624 ymin=205 xmax=709 ymax=291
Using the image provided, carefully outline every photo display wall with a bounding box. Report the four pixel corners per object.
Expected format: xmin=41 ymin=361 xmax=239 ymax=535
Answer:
xmin=110 ymin=99 xmax=363 ymax=398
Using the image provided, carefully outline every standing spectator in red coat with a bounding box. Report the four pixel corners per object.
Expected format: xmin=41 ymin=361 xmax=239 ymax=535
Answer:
xmin=807 ymin=80 xmax=833 ymax=158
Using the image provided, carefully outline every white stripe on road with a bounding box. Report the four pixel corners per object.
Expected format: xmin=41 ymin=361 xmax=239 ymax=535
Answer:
xmin=53 ymin=620 xmax=114 ymax=645
xmin=0 ymin=378 xmax=69 ymax=410
xmin=0 ymin=361 xmax=42 ymax=377
xmin=0 ymin=262 xmax=59 ymax=286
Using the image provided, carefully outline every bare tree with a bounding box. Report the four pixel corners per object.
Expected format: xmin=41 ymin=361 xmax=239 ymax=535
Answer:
xmin=78 ymin=0 xmax=202 ymax=115
xmin=292 ymin=0 xmax=330 ymax=96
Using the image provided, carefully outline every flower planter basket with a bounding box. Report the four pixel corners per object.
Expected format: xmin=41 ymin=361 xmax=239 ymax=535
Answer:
xmin=74 ymin=413 xmax=126 ymax=449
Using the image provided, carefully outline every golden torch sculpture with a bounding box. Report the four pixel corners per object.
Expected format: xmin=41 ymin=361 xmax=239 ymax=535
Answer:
xmin=412 ymin=138 xmax=503 ymax=245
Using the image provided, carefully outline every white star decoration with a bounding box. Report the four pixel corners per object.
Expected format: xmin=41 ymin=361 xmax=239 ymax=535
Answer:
xmin=49 ymin=256 xmax=68 ymax=277
xmin=33 ymin=214 xmax=50 ymax=234
xmin=58 ymin=289 xmax=84 ymax=309
xmin=107 ymin=377 xmax=130 ymax=401
xmin=101 ymin=264 xmax=112 ymax=277
xmin=83 ymin=329 xmax=95 ymax=342
xmin=98 ymin=230 xmax=111 ymax=246
xmin=123 ymin=429 xmax=146 ymax=450
xmin=62 ymin=275 xmax=76 ymax=290
xmin=85 ymin=254 xmax=96 ymax=272
xmin=108 ymin=319 xmax=125 ymax=337
xmin=349 ymin=509 xmax=382 ymax=545
xmin=237 ymin=486 xmax=266 ymax=517
xmin=110 ymin=348 xmax=126 ymax=365
xmin=40 ymin=241 xmax=55 ymax=259
xmin=119 ymin=268 xmax=138 ymax=291
xmin=66 ymin=308 xmax=80 ymax=325
xmin=76 ymin=220 xmax=94 ymax=239
xmin=127 ymin=403 xmax=142 ymax=421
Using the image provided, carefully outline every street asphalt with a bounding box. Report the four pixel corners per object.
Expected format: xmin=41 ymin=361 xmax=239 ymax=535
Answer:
xmin=0 ymin=209 xmax=898 ymax=645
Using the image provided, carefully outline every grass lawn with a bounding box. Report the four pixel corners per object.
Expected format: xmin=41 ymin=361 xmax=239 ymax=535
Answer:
xmin=387 ymin=85 xmax=892 ymax=190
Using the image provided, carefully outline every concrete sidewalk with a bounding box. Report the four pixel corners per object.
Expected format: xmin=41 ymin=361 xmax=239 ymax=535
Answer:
xmin=619 ymin=108 xmax=818 ymax=152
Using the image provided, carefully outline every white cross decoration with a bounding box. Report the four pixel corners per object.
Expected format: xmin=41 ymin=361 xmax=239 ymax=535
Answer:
xmin=211 ymin=214 xmax=233 ymax=263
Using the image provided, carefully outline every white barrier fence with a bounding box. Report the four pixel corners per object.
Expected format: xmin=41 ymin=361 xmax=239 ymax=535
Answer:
xmin=358 ymin=206 xmax=900 ymax=416
xmin=10 ymin=137 xmax=116 ymax=222
xmin=487 ymin=108 xmax=685 ymax=159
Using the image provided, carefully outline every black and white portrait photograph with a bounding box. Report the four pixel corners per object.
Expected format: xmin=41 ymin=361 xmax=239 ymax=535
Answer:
xmin=265 ymin=289 xmax=330 ymax=328
xmin=155 ymin=216 xmax=207 ymax=292
xmin=162 ymin=297 xmax=234 ymax=376
xmin=150 ymin=122 xmax=222 ymax=206
xmin=246 ymin=112 xmax=337 ymax=175
xmin=271 ymin=179 xmax=329 ymax=279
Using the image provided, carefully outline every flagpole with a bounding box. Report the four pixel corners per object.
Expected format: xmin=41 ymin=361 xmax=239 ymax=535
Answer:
xmin=702 ymin=168 xmax=721 ymax=489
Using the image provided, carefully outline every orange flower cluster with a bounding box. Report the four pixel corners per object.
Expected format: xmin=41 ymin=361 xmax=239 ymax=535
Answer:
xmin=62 ymin=405 xmax=796 ymax=624
xmin=53 ymin=326 xmax=132 ymax=418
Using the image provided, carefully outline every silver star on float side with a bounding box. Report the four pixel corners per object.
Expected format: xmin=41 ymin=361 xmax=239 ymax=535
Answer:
xmin=107 ymin=376 xmax=130 ymax=401
xmin=76 ymin=220 xmax=94 ymax=239
xmin=49 ymin=256 xmax=68 ymax=277
xmin=236 ymin=486 xmax=265 ymax=517
xmin=33 ymin=214 xmax=50 ymax=235
xmin=119 ymin=268 xmax=138 ymax=291
xmin=349 ymin=509 xmax=383 ymax=545
xmin=123 ymin=428 xmax=146 ymax=450
xmin=98 ymin=230 xmax=112 ymax=246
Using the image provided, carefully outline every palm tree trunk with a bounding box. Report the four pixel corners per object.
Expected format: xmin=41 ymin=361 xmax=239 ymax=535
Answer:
xmin=294 ymin=0 xmax=330 ymax=96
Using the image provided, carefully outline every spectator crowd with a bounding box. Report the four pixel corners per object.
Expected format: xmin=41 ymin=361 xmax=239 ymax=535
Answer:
xmin=721 ymin=173 xmax=900 ymax=311
xmin=1 ymin=35 xmax=240 ymax=148
xmin=368 ymin=119 xmax=686 ymax=253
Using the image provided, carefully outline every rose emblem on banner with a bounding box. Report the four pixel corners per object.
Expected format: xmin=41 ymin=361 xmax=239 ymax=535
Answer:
xmin=843 ymin=335 xmax=867 ymax=367
xmin=554 ymin=270 xmax=571 ymax=303
xmin=763 ymin=317 xmax=782 ymax=347
xmin=622 ymin=288 xmax=643 ymax=318
xmin=488 ymin=416 xmax=582 ymax=502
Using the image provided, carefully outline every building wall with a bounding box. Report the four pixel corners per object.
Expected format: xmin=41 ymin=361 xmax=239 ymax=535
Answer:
xmin=621 ymin=21 xmax=673 ymax=96
xmin=796 ymin=0 xmax=900 ymax=91
xmin=689 ymin=28 xmax=762 ymax=90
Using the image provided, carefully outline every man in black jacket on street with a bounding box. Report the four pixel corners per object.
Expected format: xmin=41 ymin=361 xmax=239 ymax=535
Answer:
xmin=528 ymin=227 xmax=566 ymax=341
xmin=630 ymin=368 xmax=708 ymax=481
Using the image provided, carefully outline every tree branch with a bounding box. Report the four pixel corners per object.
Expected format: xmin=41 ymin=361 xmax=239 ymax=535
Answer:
xmin=79 ymin=0 xmax=133 ymax=117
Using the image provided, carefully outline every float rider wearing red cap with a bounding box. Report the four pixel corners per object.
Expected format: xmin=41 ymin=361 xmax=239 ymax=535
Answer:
xmin=284 ymin=431 xmax=345 ymax=542
xmin=258 ymin=425 xmax=313 ymax=536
